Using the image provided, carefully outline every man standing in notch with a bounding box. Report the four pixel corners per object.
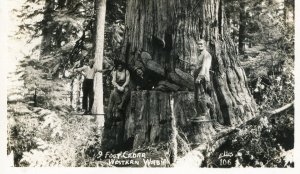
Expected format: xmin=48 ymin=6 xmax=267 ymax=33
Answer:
xmin=193 ymin=39 xmax=212 ymax=121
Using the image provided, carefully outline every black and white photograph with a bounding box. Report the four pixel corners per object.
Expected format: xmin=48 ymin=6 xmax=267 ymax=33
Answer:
xmin=1 ymin=0 xmax=298 ymax=171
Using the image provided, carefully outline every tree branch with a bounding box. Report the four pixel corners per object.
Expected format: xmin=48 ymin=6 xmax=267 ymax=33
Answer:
xmin=268 ymin=101 xmax=294 ymax=115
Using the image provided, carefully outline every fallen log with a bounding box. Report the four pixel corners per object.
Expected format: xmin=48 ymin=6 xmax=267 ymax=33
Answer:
xmin=139 ymin=51 xmax=195 ymax=90
xmin=169 ymin=69 xmax=194 ymax=90
xmin=173 ymin=101 xmax=294 ymax=167
xmin=145 ymin=59 xmax=165 ymax=77
xmin=168 ymin=71 xmax=194 ymax=91
xmin=140 ymin=51 xmax=165 ymax=77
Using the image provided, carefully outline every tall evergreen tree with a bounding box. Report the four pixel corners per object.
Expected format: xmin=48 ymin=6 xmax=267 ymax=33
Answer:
xmin=92 ymin=0 xmax=106 ymax=125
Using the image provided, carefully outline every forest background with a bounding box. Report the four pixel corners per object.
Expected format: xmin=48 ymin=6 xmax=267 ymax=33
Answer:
xmin=0 ymin=0 xmax=298 ymax=172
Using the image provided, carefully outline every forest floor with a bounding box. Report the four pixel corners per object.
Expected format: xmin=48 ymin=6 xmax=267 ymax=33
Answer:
xmin=7 ymin=58 xmax=104 ymax=167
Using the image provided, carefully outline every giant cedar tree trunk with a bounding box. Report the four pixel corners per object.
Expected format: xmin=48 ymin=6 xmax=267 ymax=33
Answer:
xmin=92 ymin=0 xmax=106 ymax=127
xmin=123 ymin=0 xmax=257 ymax=125
xmin=102 ymin=0 xmax=257 ymax=153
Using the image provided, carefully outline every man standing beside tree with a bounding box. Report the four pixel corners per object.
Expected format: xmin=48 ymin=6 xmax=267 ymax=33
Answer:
xmin=74 ymin=59 xmax=97 ymax=114
xmin=193 ymin=39 xmax=212 ymax=121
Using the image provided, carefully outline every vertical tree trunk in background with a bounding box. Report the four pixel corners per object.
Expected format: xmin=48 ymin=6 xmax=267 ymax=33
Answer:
xmin=284 ymin=0 xmax=294 ymax=26
xmin=40 ymin=0 xmax=54 ymax=58
xmin=102 ymin=0 xmax=257 ymax=153
xmin=90 ymin=0 xmax=98 ymax=60
xmin=58 ymin=0 xmax=67 ymax=9
xmin=55 ymin=25 xmax=63 ymax=47
xmin=92 ymin=0 xmax=106 ymax=127
xmin=238 ymin=0 xmax=246 ymax=54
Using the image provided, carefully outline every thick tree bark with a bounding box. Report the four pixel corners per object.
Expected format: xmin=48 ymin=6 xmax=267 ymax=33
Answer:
xmin=92 ymin=0 xmax=106 ymax=127
xmin=123 ymin=0 xmax=256 ymax=125
xmin=102 ymin=0 xmax=257 ymax=153
xmin=70 ymin=76 xmax=82 ymax=110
